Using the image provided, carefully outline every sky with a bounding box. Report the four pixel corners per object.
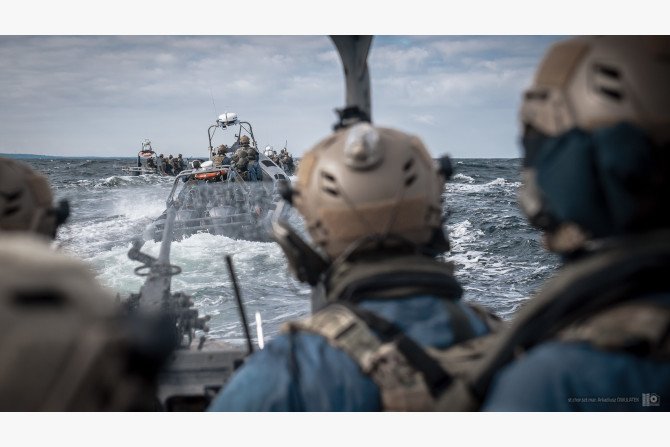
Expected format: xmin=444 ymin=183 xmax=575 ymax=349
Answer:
xmin=0 ymin=35 xmax=567 ymax=158
xmin=0 ymin=1 xmax=661 ymax=159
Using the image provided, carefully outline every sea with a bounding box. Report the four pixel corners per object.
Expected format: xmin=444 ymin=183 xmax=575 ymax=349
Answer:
xmin=17 ymin=157 xmax=560 ymax=346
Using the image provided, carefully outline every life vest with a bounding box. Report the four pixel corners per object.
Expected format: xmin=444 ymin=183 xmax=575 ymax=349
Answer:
xmin=436 ymin=229 xmax=670 ymax=411
xmin=281 ymin=254 xmax=503 ymax=411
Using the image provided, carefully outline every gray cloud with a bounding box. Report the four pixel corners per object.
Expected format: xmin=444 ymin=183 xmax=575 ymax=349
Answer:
xmin=0 ymin=35 xmax=563 ymax=158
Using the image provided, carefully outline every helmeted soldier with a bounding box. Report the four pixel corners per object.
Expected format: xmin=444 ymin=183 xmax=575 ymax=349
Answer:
xmin=212 ymin=145 xmax=226 ymax=167
xmin=245 ymin=142 xmax=260 ymax=182
xmin=0 ymin=158 xmax=69 ymax=239
xmin=164 ymin=155 xmax=174 ymax=175
xmin=438 ymin=36 xmax=670 ymax=411
xmin=156 ymin=154 xmax=166 ymax=175
xmin=233 ymin=147 xmax=249 ymax=175
xmin=174 ymin=154 xmax=184 ymax=173
xmin=0 ymin=234 xmax=169 ymax=410
xmin=283 ymin=152 xmax=295 ymax=175
xmin=171 ymin=156 xmax=179 ymax=174
xmin=221 ymin=151 xmax=232 ymax=166
xmin=0 ymin=158 xmax=170 ymax=410
xmin=208 ymin=122 xmax=500 ymax=411
xmin=147 ymin=156 xmax=157 ymax=170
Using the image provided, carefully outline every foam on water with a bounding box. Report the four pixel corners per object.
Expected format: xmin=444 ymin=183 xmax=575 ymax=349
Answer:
xmin=446 ymin=177 xmax=521 ymax=194
xmin=22 ymin=157 xmax=558 ymax=342
xmin=452 ymin=173 xmax=475 ymax=183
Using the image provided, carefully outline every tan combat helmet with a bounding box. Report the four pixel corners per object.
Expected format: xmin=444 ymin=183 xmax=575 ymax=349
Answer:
xmin=0 ymin=234 xmax=159 ymax=411
xmin=518 ymin=36 xmax=670 ymax=253
xmin=0 ymin=158 xmax=65 ymax=238
xmin=521 ymin=36 xmax=670 ymax=145
xmin=293 ymin=123 xmax=446 ymax=260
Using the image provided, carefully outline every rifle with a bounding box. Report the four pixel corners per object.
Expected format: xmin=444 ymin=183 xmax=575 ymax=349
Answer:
xmin=126 ymin=205 xmax=249 ymax=411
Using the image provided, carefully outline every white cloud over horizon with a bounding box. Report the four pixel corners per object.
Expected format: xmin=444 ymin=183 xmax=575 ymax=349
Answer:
xmin=0 ymin=35 xmax=564 ymax=158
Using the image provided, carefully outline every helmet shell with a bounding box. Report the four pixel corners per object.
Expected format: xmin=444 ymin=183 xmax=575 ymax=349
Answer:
xmin=293 ymin=123 xmax=445 ymax=259
xmin=0 ymin=158 xmax=57 ymax=238
xmin=0 ymin=235 xmax=134 ymax=410
xmin=521 ymin=36 xmax=670 ymax=144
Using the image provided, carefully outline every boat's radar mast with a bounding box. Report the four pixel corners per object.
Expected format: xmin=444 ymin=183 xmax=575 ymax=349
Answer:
xmin=216 ymin=112 xmax=239 ymax=128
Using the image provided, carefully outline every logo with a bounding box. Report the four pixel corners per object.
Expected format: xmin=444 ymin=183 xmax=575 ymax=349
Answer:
xmin=642 ymin=393 xmax=660 ymax=407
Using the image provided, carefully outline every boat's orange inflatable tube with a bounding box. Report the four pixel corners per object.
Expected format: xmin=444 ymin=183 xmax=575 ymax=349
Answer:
xmin=195 ymin=169 xmax=227 ymax=180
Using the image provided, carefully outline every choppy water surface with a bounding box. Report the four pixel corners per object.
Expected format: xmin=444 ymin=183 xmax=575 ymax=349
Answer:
xmin=22 ymin=157 xmax=559 ymax=345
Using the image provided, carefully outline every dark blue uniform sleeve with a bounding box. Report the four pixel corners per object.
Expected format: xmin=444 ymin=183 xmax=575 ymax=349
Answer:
xmin=208 ymin=332 xmax=380 ymax=411
xmin=483 ymin=341 xmax=670 ymax=411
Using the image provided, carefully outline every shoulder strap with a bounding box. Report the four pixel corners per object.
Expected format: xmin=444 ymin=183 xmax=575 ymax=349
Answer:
xmin=283 ymin=303 xmax=456 ymax=411
xmin=340 ymin=303 xmax=456 ymax=397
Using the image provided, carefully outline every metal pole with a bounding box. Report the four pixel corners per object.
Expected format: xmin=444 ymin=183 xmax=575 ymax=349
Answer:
xmin=226 ymin=255 xmax=254 ymax=355
xmin=330 ymin=35 xmax=373 ymax=125
xmin=158 ymin=207 xmax=176 ymax=264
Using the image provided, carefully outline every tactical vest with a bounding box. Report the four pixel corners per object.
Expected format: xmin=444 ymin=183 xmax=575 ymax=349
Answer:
xmin=282 ymin=254 xmax=504 ymax=411
xmin=438 ymin=229 xmax=670 ymax=411
xmin=235 ymin=150 xmax=249 ymax=170
xmin=284 ymin=231 xmax=670 ymax=411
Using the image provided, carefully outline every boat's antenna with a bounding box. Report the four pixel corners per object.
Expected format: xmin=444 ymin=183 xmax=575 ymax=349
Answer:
xmin=210 ymin=88 xmax=218 ymax=119
xmin=225 ymin=255 xmax=254 ymax=355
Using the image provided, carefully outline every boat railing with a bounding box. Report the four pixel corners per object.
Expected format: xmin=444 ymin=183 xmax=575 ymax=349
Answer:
xmin=149 ymin=213 xmax=260 ymax=241
xmin=121 ymin=166 xmax=158 ymax=175
xmin=166 ymin=164 xmax=256 ymax=207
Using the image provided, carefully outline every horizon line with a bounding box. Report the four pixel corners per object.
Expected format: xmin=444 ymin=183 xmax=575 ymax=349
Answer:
xmin=1 ymin=152 xmax=522 ymax=160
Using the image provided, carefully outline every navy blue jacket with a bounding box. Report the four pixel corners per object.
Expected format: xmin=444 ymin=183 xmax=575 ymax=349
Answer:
xmin=209 ymin=295 xmax=490 ymax=411
xmin=483 ymin=294 xmax=670 ymax=411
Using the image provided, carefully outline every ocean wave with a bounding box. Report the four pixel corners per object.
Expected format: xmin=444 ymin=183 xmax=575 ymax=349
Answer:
xmin=448 ymin=219 xmax=484 ymax=245
xmin=446 ymin=177 xmax=521 ymax=194
xmin=46 ymin=157 xmax=557 ymax=338
xmin=100 ymin=175 xmax=135 ymax=187
xmin=97 ymin=174 xmax=172 ymax=188
xmin=452 ymin=173 xmax=475 ymax=183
